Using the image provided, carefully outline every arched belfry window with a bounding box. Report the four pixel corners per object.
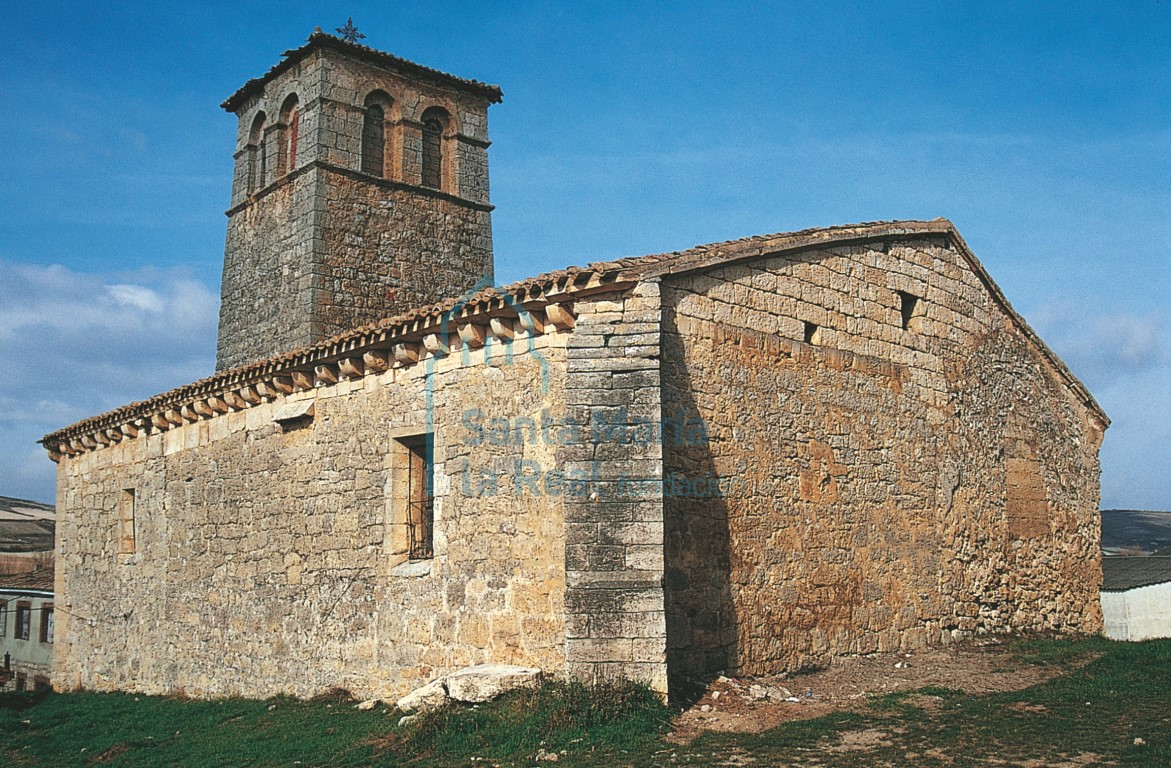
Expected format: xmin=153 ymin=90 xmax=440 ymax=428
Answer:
xmin=420 ymin=106 xmax=449 ymax=190
xmin=278 ymin=94 xmax=300 ymax=176
xmin=361 ymin=91 xmax=392 ymax=177
xmin=247 ymin=111 xmax=267 ymax=193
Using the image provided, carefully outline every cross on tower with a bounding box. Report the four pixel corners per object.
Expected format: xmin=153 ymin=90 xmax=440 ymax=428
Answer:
xmin=336 ymin=18 xmax=365 ymax=44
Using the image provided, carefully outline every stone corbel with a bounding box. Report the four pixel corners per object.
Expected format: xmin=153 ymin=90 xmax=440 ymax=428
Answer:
xmin=222 ymin=391 xmax=248 ymax=411
xmin=545 ymin=303 xmax=576 ymax=330
xmin=363 ymin=350 xmax=391 ymax=373
xmin=269 ymin=375 xmax=295 ymax=394
xmin=238 ymin=386 xmax=263 ymax=405
xmin=393 ymin=343 xmax=420 ymax=365
xmin=516 ymin=309 xmax=545 ymax=335
xmin=191 ymin=400 xmax=215 ymax=419
xmin=164 ymin=409 xmax=185 ymax=426
xmin=206 ymin=396 xmax=231 ymax=414
xmin=290 ymin=371 xmax=315 ymax=391
xmin=458 ymin=322 xmax=487 ymax=349
xmin=314 ymin=364 xmax=339 ymax=386
xmin=338 ymin=357 xmax=366 ymax=380
xmin=422 ymin=333 xmax=448 ymax=357
xmin=152 ymin=413 xmax=171 ymax=430
xmin=488 ymin=317 xmax=515 ymax=342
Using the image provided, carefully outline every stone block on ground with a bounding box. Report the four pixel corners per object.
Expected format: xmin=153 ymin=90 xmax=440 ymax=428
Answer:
xmin=444 ymin=664 xmax=542 ymax=703
xmin=396 ymin=678 xmax=448 ymax=712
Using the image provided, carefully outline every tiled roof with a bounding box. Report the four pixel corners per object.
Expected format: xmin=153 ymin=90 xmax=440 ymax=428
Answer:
xmin=222 ymin=30 xmax=503 ymax=112
xmin=1102 ymin=556 xmax=1171 ymax=592
xmin=40 ymin=218 xmax=1106 ymax=455
xmin=0 ymin=567 xmax=54 ymax=594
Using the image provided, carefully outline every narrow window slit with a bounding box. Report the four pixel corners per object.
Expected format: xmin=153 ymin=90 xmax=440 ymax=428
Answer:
xmin=898 ymin=291 xmax=922 ymax=331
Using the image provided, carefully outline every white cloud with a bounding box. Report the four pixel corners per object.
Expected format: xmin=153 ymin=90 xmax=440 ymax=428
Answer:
xmin=1031 ymin=303 xmax=1167 ymax=390
xmin=107 ymin=284 xmax=165 ymax=314
xmin=1029 ymin=302 xmax=1170 ymax=510
xmin=0 ymin=260 xmax=218 ymax=503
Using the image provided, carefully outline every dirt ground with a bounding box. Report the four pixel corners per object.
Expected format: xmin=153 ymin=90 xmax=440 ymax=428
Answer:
xmin=669 ymin=639 xmax=1083 ymax=742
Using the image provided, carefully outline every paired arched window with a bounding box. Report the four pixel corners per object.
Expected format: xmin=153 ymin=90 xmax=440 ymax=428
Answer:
xmin=246 ymin=111 xmax=267 ymax=193
xmin=361 ymin=91 xmax=393 ymax=177
xmin=420 ymin=106 xmax=449 ymax=190
xmin=278 ymin=94 xmax=300 ymax=176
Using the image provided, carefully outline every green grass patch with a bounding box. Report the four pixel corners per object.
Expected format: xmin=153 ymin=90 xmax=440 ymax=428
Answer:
xmin=1010 ymin=633 xmax=1114 ymax=667
xmin=382 ymin=679 xmax=671 ymax=766
xmin=3 ymin=638 xmax=1171 ymax=766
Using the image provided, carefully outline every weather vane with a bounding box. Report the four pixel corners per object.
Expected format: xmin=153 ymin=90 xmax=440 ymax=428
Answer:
xmin=336 ymin=17 xmax=365 ymax=44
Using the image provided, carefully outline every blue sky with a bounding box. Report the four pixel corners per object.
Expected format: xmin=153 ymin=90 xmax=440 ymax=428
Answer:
xmin=1 ymin=1 xmax=1168 ymax=508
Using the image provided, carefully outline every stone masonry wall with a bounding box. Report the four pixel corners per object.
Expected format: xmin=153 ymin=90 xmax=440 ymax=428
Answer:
xmin=661 ymin=237 xmax=1104 ymax=684
xmin=315 ymin=169 xmax=494 ymax=340
xmin=217 ymin=172 xmax=320 ymax=369
xmin=560 ymin=282 xmax=669 ymax=694
xmin=53 ymin=333 xmax=568 ymax=700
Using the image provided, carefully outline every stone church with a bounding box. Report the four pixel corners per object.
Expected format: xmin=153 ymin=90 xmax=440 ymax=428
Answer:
xmin=42 ymin=31 xmax=1107 ymax=700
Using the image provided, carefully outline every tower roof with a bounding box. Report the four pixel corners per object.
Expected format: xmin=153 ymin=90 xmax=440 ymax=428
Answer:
xmin=221 ymin=30 xmax=504 ymax=112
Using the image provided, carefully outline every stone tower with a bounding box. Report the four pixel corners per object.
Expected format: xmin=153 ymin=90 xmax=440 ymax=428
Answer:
xmin=216 ymin=31 xmax=502 ymax=371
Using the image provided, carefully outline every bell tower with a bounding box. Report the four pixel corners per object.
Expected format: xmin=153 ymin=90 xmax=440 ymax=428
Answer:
xmin=216 ymin=30 xmax=501 ymax=371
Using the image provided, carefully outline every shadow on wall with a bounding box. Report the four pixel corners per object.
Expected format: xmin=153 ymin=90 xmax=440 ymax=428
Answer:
xmin=660 ymin=303 xmax=737 ymax=705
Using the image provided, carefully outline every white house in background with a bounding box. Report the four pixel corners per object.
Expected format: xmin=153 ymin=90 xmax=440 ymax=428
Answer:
xmin=0 ymin=567 xmax=55 ymax=691
xmin=1101 ymin=556 xmax=1171 ymax=641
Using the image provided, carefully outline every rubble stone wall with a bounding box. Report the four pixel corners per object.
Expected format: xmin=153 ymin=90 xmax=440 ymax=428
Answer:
xmin=661 ymin=237 xmax=1104 ymax=684
xmin=53 ymin=334 xmax=569 ymax=700
xmin=315 ymin=170 xmax=494 ymax=341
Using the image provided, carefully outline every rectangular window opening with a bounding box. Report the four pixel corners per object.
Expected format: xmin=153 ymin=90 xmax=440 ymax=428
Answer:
xmin=803 ymin=321 xmax=821 ymax=345
xmin=40 ymin=604 xmax=54 ymax=644
xmin=15 ymin=602 xmax=31 ymax=641
xmin=119 ymin=488 xmax=137 ymax=556
xmin=400 ymin=435 xmax=434 ymax=561
xmin=898 ymin=291 xmax=922 ymax=331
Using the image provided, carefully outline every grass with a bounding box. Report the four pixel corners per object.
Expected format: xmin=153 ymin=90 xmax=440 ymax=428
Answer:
xmin=3 ymin=638 xmax=1170 ymax=766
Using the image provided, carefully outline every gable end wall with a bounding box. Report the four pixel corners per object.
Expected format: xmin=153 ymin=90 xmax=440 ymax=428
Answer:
xmin=661 ymin=237 xmax=1103 ymax=683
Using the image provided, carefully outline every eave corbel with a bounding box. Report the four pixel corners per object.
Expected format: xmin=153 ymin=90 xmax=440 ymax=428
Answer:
xmin=544 ymin=303 xmax=576 ymax=330
xmin=488 ymin=317 xmax=515 ymax=342
xmin=458 ymin=322 xmax=487 ymax=349
xmin=393 ymin=343 xmax=420 ymax=365
xmin=314 ymin=364 xmax=339 ymax=386
xmin=363 ymin=350 xmax=391 ymax=373
xmin=290 ymin=371 xmax=315 ymax=391
xmin=422 ymin=333 xmax=448 ymax=357
xmin=338 ymin=357 xmax=365 ymax=380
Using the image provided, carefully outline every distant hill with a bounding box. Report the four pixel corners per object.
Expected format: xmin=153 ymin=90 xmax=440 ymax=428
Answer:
xmin=1101 ymin=509 xmax=1171 ymax=556
xmin=0 ymin=495 xmax=55 ymax=553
